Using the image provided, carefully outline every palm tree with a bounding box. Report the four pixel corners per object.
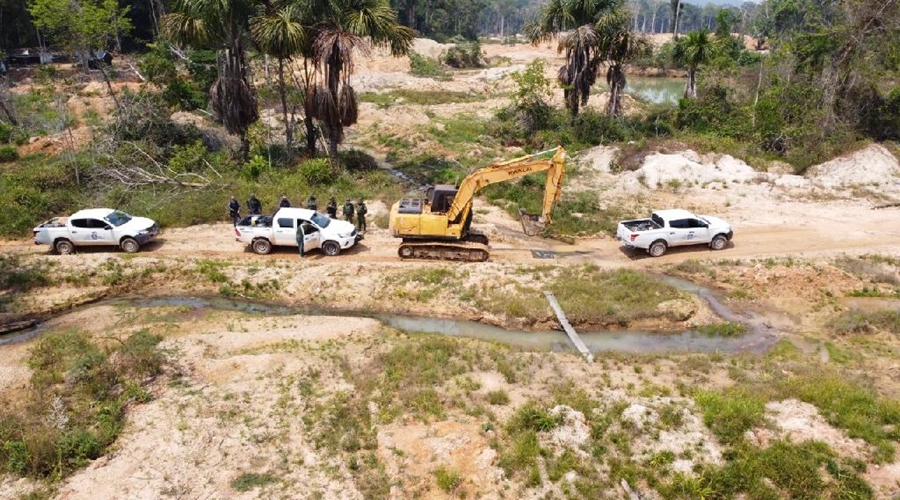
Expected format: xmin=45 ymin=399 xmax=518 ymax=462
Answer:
xmin=163 ymin=0 xmax=259 ymax=157
xmin=308 ymin=0 xmax=414 ymax=160
xmin=525 ymin=0 xmax=621 ymax=117
xmin=597 ymin=10 xmax=649 ymax=116
xmin=673 ymin=29 xmax=714 ymax=99
xmin=251 ymin=2 xmax=307 ymax=148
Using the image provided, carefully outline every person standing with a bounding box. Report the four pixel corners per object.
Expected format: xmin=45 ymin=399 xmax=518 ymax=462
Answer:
xmin=326 ymin=196 xmax=338 ymax=219
xmin=306 ymin=194 xmax=318 ymax=211
xmin=295 ymin=220 xmax=306 ymax=258
xmin=279 ymin=195 xmax=291 ymax=208
xmin=343 ymin=198 xmax=355 ymax=222
xmin=356 ymin=198 xmax=368 ymax=233
xmin=228 ymin=195 xmax=241 ymax=225
xmin=247 ymin=193 xmax=262 ymax=215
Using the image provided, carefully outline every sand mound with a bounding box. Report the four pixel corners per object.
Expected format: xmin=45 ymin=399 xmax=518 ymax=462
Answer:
xmin=627 ymin=150 xmax=759 ymax=188
xmin=578 ymin=145 xmax=619 ymax=174
xmin=806 ymin=144 xmax=900 ymax=188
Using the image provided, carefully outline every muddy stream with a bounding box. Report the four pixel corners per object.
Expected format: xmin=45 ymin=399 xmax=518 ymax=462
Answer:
xmin=1 ymin=275 xmax=780 ymax=354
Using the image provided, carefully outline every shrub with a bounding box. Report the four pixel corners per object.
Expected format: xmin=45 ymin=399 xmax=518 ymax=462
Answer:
xmin=299 ymin=158 xmax=336 ymax=185
xmin=341 ymin=149 xmax=378 ymax=171
xmin=442 ymin=41 xmax=484 ymax=68
xmin=0 ymin=329 xmax=166 ymax=478
xmin=0 ymin=123 xmax=28 ymax=145
xmin=408 ymin=51 xmax=450 ymax=80
xmin=0 ymin=145 xmax=18 ymax=162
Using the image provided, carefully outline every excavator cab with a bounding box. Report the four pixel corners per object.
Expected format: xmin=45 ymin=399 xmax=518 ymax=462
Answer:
xmin=425 ymin=185 xmax=458 ymax=214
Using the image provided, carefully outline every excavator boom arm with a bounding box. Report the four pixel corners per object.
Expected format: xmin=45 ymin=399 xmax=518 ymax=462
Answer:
xmin=446 ymin=146 xmax=567 ymax=224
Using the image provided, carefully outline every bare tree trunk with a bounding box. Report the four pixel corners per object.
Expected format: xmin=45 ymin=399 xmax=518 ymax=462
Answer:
xmin=752 ymin=57 xmax=763 ymax=127
xmin=0 ymin=86 xmax=18 ymax=125
xmin=671 ymin=0 xmax=682 ymax=39
xmin=277 ymin=58 xmax=292 ymax=148
xmin=685 ymin=68 xmax=697 ymax=98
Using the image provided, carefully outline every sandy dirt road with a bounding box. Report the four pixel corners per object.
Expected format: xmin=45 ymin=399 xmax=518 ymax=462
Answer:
xmin=3 ymin=199 xmax=899 ymax=268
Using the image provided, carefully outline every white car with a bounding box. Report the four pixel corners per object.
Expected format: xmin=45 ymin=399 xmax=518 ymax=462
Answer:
xmin=235 ymin=207 xmax=361 ymax=255
xmin=616 ymin=209 xmax=733 ymax=257
xmin=33 ymin=208 xmax=159 ymax=254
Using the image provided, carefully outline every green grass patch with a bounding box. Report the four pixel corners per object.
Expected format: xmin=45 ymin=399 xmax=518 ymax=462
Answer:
xmin=230 ymin=472 xmax=276 ymax=492
xmin=772 ymin=368 xmax=900 ymax=463
xmin=472 ymin=266 xmax=684 ymax=327
xmin=0 ymin=329 xmax=165 ymax=478
xmin=695 ymin=321 xmax=748 ymax=337
xmin=486 ymin=390 xmax=510 ymax=405
xmin=694 ymin=387 xmax=767 ymax=445
xmin=0 ymin=255 xmax=51 ymax=294
xmin=829 ymin=309 xmax=900 ymax=335
xmin=433 ymin=466 xmax=463 ymax=493
xmin=668 ymin=441 xmax=873 ymax=500
xmin=358 ymin=89 xmax=484 ymax=107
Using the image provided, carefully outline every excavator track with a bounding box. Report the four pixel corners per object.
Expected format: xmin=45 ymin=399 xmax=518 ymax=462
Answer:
xmin=398 ymin=236 xmax=490 ymax=262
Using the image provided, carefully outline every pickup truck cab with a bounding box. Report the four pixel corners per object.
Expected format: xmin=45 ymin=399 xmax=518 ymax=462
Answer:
xmin=235 ymin=207 xmax=361 ymax=256
xmin=34 ymin=208 xmax=159 ymax=255
xmin=617 ymin=209 xmax=733 ymax=257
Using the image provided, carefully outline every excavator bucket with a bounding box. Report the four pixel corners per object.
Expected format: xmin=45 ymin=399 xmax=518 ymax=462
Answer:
xmin=519 ymin=208 xmax=547 ymax=236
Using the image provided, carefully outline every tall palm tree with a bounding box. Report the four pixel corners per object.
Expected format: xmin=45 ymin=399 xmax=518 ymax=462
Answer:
xmin=308 ymin=0 xmax=414 ymax=160
xmin=525 ymin=0 xmax=620 ymax=117
xmin=673 ymin=29 xmax=714 ymax=99
xmin=251 ymin=1 xmax=307 ymax=148
xmin=597 ymin=9 xmax=649 ymax=116
xmin=163 ymin=0 xmax=259 ymax=157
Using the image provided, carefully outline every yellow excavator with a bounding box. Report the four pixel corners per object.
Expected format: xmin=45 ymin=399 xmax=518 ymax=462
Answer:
xmin=389 ymin=146 xmax=567 ymax=262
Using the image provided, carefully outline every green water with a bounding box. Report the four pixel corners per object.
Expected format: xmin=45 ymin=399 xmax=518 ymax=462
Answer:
xmin=625 ymin=76 xmax=685 ymax=105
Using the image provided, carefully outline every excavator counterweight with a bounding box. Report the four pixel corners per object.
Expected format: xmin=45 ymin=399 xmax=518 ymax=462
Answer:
xmin=389 ymin=147 xmax=567 ymax=262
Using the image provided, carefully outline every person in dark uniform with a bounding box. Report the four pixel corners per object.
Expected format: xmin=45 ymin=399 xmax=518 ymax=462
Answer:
xmin=279 ymin=195 xmax=291 ymax=208
xmin=247 ymin=193 xmax=262 ymax=215
xmin=306 ymin=194 xmax=317 ymax=211
xmin=343 ymin=198 xmax=355 ymax=222
xmin=228 ymin=195 xmax=241 ymax=225
xmin=326 ymin=196 xmax=338 ymax=219
xmin=356 ymin=198 xmax=367 ymax=233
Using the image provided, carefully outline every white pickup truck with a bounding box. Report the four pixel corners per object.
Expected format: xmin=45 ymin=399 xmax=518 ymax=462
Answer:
xmin=33 ymin=208 xmax=159 ymax=254
xmin=235 ymin=207 xmax=361 ymax=255
xmin=616 ymin=209 xmax=733 ymax=257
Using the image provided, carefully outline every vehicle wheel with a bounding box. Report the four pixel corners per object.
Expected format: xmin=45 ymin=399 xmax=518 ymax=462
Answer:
xmin=55 ymin=239 xmax=75 ymax=255
xmin=120 ymin=237 xmax=140 ymax=253
xmin=649 ymin=240 xmax=667 ymax=257
xmin=322 ymin=240 xmax=341 ymax=257
xmin=252 ymin=238 xmax=272 ymax=255
xmin=398 ymin=245 xmax=414 ymax=259
xmin=710 ymin=234 xmax=727 ymax=251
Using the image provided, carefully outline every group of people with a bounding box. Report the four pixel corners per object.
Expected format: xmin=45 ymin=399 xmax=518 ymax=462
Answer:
xmin=228 ymin=193 xmax=368 ymax=233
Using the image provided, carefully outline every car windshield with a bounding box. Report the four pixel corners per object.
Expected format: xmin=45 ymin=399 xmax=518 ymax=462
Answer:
xmin=104 ymin=210 xmax=132 ymax=227
xmin=311 ymin=212 xmax=331 ymax=228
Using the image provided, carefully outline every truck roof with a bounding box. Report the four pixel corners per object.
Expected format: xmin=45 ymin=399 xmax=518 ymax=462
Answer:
xmin=273 ymin=207 xmax=318 ymax=218
xmin=69 ymin=208 xmax=116 ymax=219
xmin=653 ymin=209 xmax=696 ymax=220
